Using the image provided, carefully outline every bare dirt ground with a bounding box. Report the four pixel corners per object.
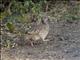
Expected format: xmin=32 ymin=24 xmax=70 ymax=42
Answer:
xmin=1 ymin=20 xmax=80 ymax=60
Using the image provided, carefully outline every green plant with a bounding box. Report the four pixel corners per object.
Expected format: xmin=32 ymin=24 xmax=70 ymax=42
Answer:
xmin=6 ymin=22 xmax=15 ymax=33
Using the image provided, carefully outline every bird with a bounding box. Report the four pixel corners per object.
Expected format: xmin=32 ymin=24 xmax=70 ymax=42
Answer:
xmin=25 ymin=16 xmax=50 ymax=46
